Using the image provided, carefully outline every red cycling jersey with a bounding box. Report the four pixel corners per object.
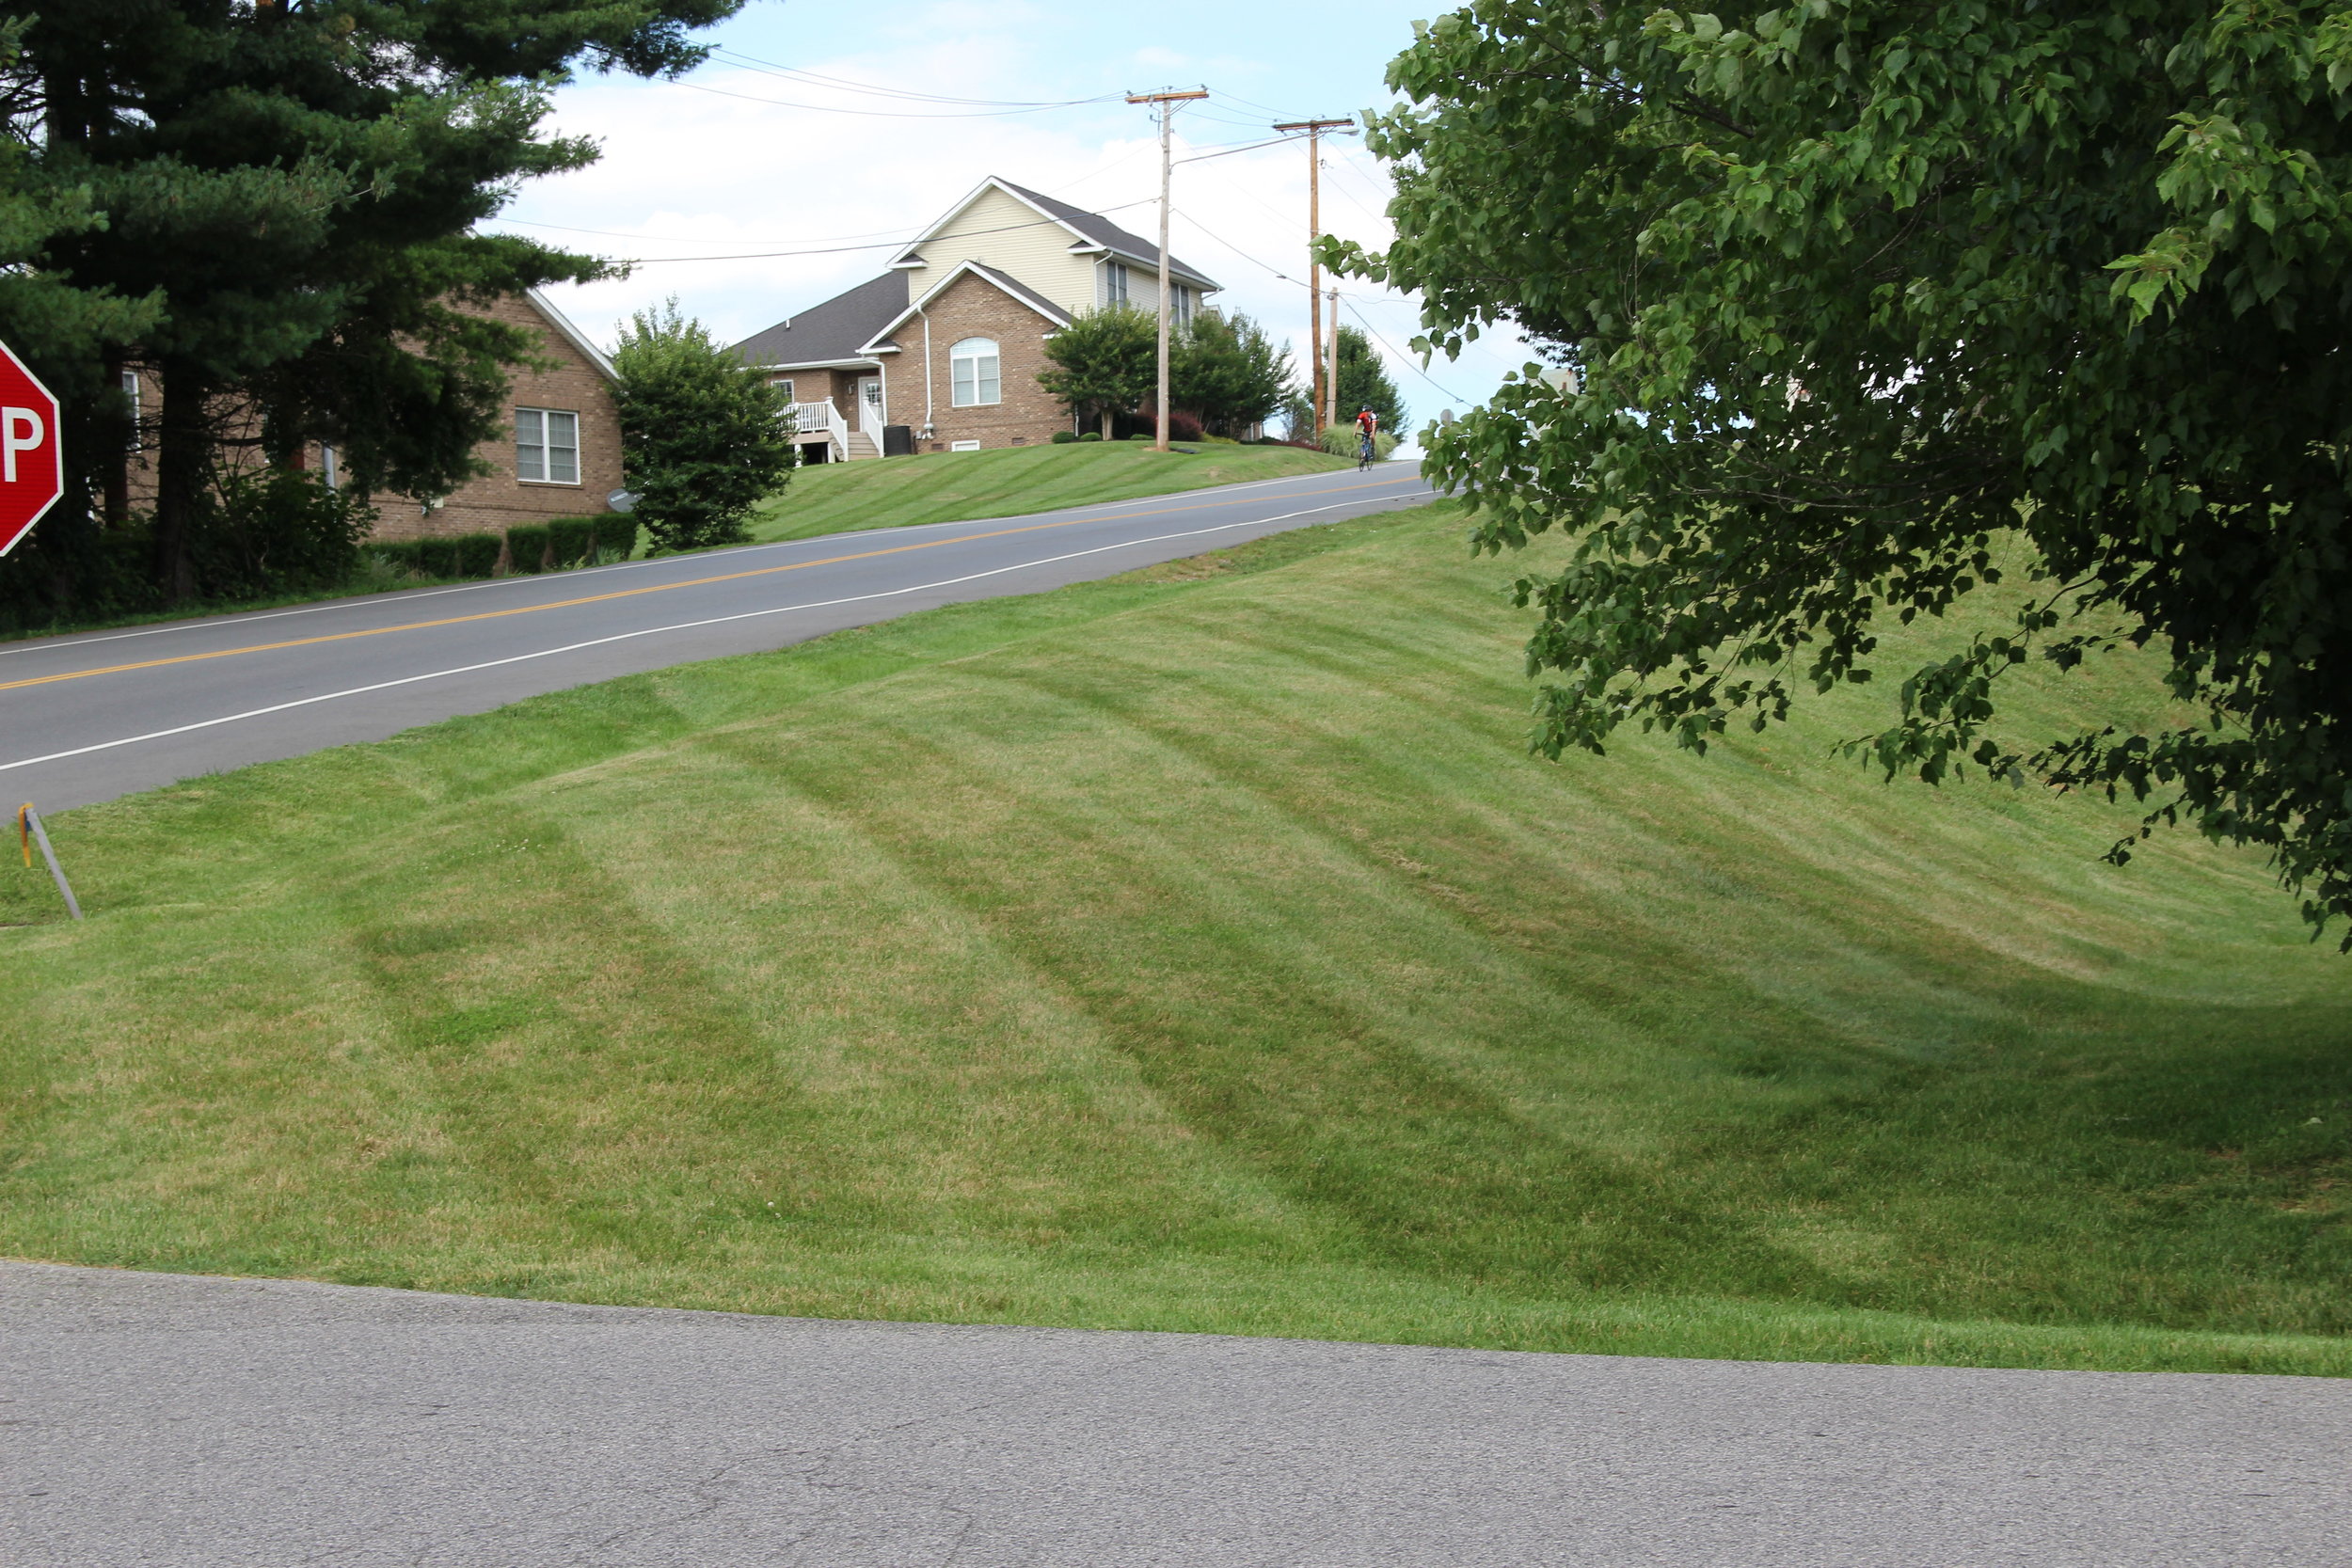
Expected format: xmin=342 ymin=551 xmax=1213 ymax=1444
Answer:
xmin=1356 ymin=410 xmax=1377 ymax=437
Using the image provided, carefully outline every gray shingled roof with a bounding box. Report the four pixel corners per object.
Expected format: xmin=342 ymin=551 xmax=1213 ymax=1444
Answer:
xmin=734 ymin=272 xmax=908 ymax=368
xmin=994 ymin=181 xmax=1217 ymax=289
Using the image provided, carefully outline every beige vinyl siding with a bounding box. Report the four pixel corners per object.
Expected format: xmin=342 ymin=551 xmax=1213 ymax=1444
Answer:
xmin=904 ymin=186 xmax=1100 ymax=316
xmin=1099 ymin=259 xmax=1165 ymax=316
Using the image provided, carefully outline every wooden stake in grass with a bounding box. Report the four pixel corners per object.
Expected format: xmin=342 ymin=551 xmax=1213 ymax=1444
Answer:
xmin=18 ymin=803 xmax=82 ymax=920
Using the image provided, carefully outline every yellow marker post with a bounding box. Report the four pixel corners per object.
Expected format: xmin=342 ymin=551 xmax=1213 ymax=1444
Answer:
xmin=17 ymin=802 xmax=82 ymax=920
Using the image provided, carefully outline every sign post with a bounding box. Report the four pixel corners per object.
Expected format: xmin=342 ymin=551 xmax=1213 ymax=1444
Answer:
xmin=18 ymin=804 xmax=83 ymax=921
xmin=0 ymin=339 xmax=64 ymax=559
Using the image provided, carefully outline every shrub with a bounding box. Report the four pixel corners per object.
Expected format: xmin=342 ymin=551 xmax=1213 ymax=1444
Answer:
xmin=1130 ymin=411 xmax=1207 ymax=444
xmin=1050 ymin=430 xmax=1079 ymax=444
xmin=1038 ymin=305 xmax=1156 ymax=439
xmin=413 ymin=532 xmax=501 ymax=579
xmin=1170 ymin=311 xmax=1295 ymax=437
xmin=612 ymin=300 xmax=796 ymax=552
xmin=191 ymin=468 xmax=376 ymax=598
xmin=367 ymin=539 xmax=425 ymax=578
xmin=1076 ymin=431 xmax=1103 ymax=442
xmin=0 ymin=520 xmax=155 ymax=634
xmin=594 ymin=515 xmax=640 ymax=562
xmin=546 ymin=515 xmax=598 ymax=568
xmin=460 ymin=532 xmax=503 ymax=578
xmin=504 ymin=523 xmax=551 ymax=574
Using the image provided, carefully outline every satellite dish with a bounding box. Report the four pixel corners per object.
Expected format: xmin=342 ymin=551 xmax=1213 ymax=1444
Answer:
xmin=606 ymin=490 xmax=638 ymax=514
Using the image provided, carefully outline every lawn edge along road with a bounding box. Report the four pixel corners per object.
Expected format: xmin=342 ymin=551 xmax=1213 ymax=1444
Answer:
xmin=2 ymin=502 xmax=2347 ymax=1380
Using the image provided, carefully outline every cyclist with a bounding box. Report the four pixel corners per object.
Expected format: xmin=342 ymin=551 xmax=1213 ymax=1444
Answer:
xmin=1355 ymin=405 xmax=1378 ymax=469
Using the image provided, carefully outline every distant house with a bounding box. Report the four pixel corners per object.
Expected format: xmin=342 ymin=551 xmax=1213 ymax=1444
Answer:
xmin=120 ymin=290 xmax=623 ymax=543
xmin=365 ymin=291 xmax=624 ymax=540
xmin=734 ymin=178 xmax=1221 ymax=460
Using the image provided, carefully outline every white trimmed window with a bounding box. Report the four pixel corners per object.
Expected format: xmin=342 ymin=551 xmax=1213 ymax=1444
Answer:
xmin=949 ymin=338 xmax=1001 ymax=407
xmin=320 ymin=443 xmax=340 ymax=490
xmin=516 ymin=406 xmax=580 ymax=484
xmin=770 ymin=376 xmax=795 ymax=402
xmin=121 ymin=368 xmax=140 ymax=451
xmin=949 ymin=439 xmax=981 ymax=452
xmin=1103 ymin=262 xmax=1130 ymax=307
xmin=1172 ymin=285 xmax=1195 ymax=329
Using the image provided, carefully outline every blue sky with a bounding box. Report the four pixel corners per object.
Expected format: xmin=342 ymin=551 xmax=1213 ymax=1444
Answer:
xmin=487 ymin=0 xmax=1528 ymax=434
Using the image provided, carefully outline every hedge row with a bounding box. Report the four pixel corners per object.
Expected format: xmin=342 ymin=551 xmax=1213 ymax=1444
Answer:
xmin=365 ymin=514 xmax=640 ymax=581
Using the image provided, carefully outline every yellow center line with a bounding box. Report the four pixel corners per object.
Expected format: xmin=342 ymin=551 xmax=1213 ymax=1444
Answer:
xmin=1 ymin=479 xmax=1415 ymax=695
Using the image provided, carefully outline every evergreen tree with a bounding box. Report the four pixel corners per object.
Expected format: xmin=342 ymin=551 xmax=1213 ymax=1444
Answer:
xmin=0 ymin=19 xmax=165 ymax=624
xmin=14 ymin=0 xmax=738 ymax=599
xmin=1170 ymin=310 xmax=1294 ymax=437
xmin=1039 ymin=306 xmax=1155 ymax=438
xmin=1333 ymin=325 xmax=1406 ymax=437
xmin=612 ymin=301 xmax=794 ymax=553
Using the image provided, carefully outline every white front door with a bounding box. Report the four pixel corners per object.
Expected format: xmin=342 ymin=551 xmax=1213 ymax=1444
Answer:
xmin=858 ymin=376 xmax=884 ymax=435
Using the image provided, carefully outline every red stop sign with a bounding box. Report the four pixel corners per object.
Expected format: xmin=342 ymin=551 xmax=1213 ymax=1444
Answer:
xmin=0 ymin=338 xmax=62 ymax=559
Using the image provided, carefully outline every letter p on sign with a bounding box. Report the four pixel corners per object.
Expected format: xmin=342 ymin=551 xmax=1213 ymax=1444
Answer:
xmin=4 ymin=407 xmax=43 ymax=483
xmin=0 ymin=338 xmax=62 ymax=560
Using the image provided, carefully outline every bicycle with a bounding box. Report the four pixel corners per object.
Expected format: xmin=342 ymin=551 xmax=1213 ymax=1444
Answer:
xmin=1357 ymin=434 xmax=1376 ymax=471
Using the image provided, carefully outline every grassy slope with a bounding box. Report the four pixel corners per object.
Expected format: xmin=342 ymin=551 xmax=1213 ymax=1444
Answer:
xmin=3 ymin=507 xmax=2349 ymax=1376
xmin=749 ymin=439 xmax=1351 ymax=543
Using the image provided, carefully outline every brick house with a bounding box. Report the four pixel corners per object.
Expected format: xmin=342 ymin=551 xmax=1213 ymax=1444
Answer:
xmin=119 ymin=290 xmax=623 ymax=543
xmin=734 ymin=178 xmax=1221 ymax=458
xmin=365 ymin=291 xmax=624 ymax=540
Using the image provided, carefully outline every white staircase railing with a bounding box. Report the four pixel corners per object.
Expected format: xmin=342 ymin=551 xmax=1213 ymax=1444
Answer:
xmin=784 ymin=400 xmax=849 ymax=463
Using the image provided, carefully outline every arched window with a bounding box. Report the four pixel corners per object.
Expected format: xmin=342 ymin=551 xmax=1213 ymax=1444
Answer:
xmin=950 ymin=337 xmax=1001 ymax=407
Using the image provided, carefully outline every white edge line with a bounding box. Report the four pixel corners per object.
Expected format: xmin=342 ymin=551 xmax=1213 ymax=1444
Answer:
xmin=0 ymin=488 xmax=1427 ymax=778
xmin=0 ymin=466 xmax=1396 ymax=662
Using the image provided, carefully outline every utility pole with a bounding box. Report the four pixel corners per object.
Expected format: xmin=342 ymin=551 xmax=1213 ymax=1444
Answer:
xmin=1326 ymin=286 xmax=1341 ymax=431
xmin=1129 ymin=87 xmax=1208 ymax=451
xmin=1273 ymin=117 xmax=1355 ymax=437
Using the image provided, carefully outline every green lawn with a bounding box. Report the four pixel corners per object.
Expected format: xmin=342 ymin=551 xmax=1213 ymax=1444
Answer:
xmin=4 ymin=505 xmax=2349 ymax=1375
xmin=749 ymin=438 xmax=1352 ymax=543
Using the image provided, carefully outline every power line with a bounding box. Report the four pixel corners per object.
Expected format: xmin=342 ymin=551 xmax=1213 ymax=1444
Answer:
xmin=1340 ymin=296 xmax=1470 ymax=404
xmin=517 ymin=198 xmax=1157 ymax=265
xmin=1177 ymin=205 xmax=1475 ymax=406
xmin=490 ymin=215 xmax=941 ymax=246
xmin=679 ymin=80 xmax=1104 ymax=119
xmin=711 ymin=49 xmax=1111 ymax=108
xmin=1174 ymin=133 xmax=1305 ymax=166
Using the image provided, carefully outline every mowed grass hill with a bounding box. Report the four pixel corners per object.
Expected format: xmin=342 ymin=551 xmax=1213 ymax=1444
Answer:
xmin=3 ymin=505 xmax=2348 ymax=1375
xmin=748 ymin=438 xmax=1351 ymax=543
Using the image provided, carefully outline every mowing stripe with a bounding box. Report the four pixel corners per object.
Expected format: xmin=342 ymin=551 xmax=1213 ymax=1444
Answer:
xmin=0 ymin=492 xmax=1420 ymax=778
xmin=0 ymin=476 xmax=1427 ymax=694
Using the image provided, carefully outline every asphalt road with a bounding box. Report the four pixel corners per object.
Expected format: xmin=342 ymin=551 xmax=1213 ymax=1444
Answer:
xmin=0 ymin=464 xmax=1435 ymax=811
xmin=2 ymin=1262 xmax=2344 ymax=1567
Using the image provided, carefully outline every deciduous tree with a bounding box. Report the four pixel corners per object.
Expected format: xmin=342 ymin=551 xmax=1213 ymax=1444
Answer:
xmin=612 ymin=300 xmax=794 ymax=552
xmin=1171 ymin=309 xmax=1294 ymax=437
xmin=1333 ymin=325 xmax=1406 ymax=438
xmin=1334 ymin=0 xmax=2352 ymax=941
xmin=1040 ymin=305 xmax=1155 ymax=438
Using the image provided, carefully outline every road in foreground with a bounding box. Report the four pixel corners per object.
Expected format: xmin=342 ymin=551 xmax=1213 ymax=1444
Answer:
xmin=2 ymin=1262 xmax=2341 ymax=1567
xmin=0 ymin=465 xmax=1432 ymax=810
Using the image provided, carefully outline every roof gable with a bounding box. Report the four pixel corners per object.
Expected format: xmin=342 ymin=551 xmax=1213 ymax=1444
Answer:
xmin=859 ymin=259 xmax=1072 ymax=354
xmin=891 ymin=177 xmax=1219 ymax=293
xmin=525 ymin=290 xmax=618 ymax=382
